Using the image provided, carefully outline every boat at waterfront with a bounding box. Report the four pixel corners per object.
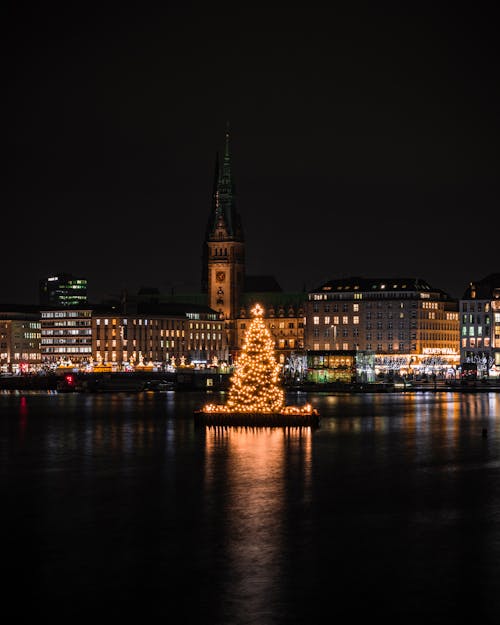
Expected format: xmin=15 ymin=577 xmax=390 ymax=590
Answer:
xmin=144 ymin=379 xmax=176 ymax=392
xmin=84 ymin=377 xmax=146 ymax=393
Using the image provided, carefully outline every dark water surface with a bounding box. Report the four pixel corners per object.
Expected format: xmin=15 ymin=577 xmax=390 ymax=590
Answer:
xmin=1 ymin=390 xmax=499 ymax=624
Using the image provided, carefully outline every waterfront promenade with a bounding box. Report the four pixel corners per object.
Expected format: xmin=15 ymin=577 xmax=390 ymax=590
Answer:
xmin=1 ymin=371 xmax=499 ymax=393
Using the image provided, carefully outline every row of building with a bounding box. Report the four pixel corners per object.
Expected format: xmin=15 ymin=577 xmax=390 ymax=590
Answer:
xmin=1 ymin=271 xmax=499 ymax=380
xmin=2 ymin=131 xmax=499 ymax=380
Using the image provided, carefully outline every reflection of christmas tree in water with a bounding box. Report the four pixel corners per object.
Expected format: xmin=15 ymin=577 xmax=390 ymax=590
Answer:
xmin=226 ymin=303 xmax=284 ymax=412
xmin=198 ymin=303 xmax=319 ymax=424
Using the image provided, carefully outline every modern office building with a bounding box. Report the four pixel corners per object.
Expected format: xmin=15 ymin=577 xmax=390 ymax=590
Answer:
xmin=305 ymin=277 xmax=460 ymax=377
xmin=39 ymin=273 xmax=88 ymax=307
xmin=40 ymin=307 xmax=93 ymax=366
xmin=460 ymin=273 xmax=500 ymax=377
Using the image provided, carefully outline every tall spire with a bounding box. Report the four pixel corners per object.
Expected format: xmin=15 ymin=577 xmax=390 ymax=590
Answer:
xmin=224 ymin=120 xmax=230 ymax=158
xmin=206 ymin=123 xmax=243 ymax=241
xmin=211 ymin=150 xmax=220 ymax=223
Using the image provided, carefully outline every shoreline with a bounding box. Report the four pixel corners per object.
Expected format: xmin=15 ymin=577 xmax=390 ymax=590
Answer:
xmin=1 ymin=372 xmax=499 ymax=394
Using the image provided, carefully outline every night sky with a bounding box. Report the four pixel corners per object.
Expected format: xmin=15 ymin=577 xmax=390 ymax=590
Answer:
xmin=4 ymin=4 xmax=498 ymax=304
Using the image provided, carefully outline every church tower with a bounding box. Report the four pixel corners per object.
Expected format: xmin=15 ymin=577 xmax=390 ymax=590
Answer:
xmin=203 ymin=126 xmax=245 ymax=354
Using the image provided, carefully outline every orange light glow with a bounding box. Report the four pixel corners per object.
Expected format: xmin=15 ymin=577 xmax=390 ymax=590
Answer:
xmin=199 ymin=303 xmax=318 ymax=418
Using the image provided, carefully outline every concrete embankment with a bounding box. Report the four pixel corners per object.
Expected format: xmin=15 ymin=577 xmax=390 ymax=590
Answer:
xmin=0 ymin=370 xmax=230 ymax=392
xmin=1 ymin=374 xmax=499 ymax=393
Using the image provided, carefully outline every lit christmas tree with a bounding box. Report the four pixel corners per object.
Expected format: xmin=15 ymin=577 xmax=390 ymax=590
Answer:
xmin=199 ymin=303 xmax=318 ymax=422
xmin=225 ymin=303 xmax=284 ymax=413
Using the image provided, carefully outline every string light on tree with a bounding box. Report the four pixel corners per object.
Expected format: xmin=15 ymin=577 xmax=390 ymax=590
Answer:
xmin=199 ymin=303 xmax=318 ymax=421
xmin=225 ymin=303 xmax=284 ymax=412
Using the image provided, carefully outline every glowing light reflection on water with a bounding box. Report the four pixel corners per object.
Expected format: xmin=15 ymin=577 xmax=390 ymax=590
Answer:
xmin=1 ymin=390 xmax=499 ymax=625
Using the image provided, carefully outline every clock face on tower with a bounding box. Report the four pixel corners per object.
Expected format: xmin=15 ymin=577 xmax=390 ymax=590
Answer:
xmin=216 ymin=271 xmax=225 ymax=282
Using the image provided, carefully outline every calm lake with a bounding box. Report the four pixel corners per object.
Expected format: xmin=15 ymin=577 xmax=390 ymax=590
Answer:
xmin=1 ymin=390 xmax=499 ymax=624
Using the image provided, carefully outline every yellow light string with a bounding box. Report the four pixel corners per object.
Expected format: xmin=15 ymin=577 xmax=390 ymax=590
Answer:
xmin=201 ymin=303 xmax=316 ymax=415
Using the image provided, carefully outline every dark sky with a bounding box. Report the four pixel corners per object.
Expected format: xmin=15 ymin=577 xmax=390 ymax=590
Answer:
xmin=3 ymin=3 xmax=499 ymax=304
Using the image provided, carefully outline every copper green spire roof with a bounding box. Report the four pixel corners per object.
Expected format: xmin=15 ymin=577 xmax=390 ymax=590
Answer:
xmin=207 ymin=124 xmax=244 ymax=241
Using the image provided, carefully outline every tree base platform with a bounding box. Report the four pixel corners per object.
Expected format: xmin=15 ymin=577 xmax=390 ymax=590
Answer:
xmin=193 ymin=410 xmax=320 ymax=428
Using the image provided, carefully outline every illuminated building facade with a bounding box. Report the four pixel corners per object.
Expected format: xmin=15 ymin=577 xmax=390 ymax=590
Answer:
xmin=39 ymin=273 xmax=88 ymax=307
xmin=92 ymin=303 xmax=225 ymax=369
xmin=236 ymin=291 xmax=305 ymax=366
xmin=0 ymin=306 xmax=41 ymax=373
xmin=305 ymin=350 xmax=376 ymax=384
xmin=460 ymin=273 xmax=500 ymax=377
xmin=40 ymin=307 xmax=93 ymax=365
xmin=305 ymin=277 xmax=460 ymax=377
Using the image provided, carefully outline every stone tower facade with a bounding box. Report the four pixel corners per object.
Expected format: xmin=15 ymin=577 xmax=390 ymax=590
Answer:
xmin=203 ymin=127 xmax=245 ymax=354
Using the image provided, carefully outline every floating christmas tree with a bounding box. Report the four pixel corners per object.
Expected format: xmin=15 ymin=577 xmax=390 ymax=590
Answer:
xmin=226 ymin=303 xmax=284 ymax=412
xmin=197 ymin=303 xmax=319 ymax=424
